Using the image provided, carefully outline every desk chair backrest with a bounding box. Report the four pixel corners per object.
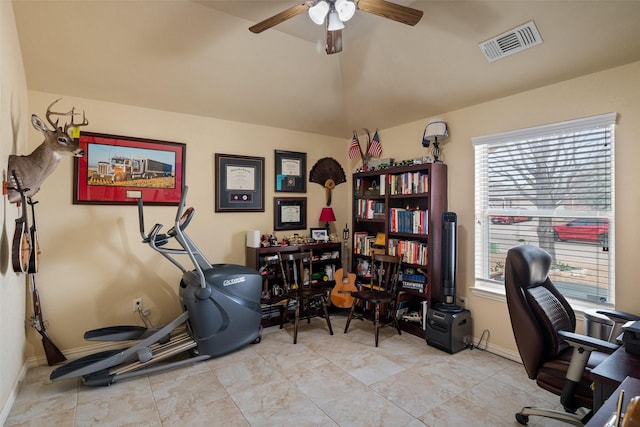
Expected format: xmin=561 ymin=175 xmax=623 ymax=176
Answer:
xmin=505 ymin=245 xmax=576 ymax=380
xmin=278 ymin=251 xmax=312 ymax=292
xmin=370 ymin=253 xmax=401 ymax=296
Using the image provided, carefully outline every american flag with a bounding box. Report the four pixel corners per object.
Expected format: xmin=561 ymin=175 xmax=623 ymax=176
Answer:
xmin=367 ymin=130 xmax=382 ymax=157
xmin=348 ymin=132 xmax=361 ymax=159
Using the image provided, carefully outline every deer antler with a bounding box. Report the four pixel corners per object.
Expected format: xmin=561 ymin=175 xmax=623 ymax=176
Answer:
xmin=45 ymin=98 xmax=88 ymax=131
xmin=64 ymin=107 xmax=89 ymax=134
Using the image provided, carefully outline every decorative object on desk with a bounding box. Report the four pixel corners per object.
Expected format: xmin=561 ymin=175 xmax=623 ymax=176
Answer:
xmin=309 ymin=157 xmax=346 ymax=206
xmin=287 ymin=233 xmax=308 ymax=245
xmin=318 ymin=206 xmax=336 ymax=233
xmin=246 ymin=230 xmax=261 ymax=248
xmin=215 ymin=153 xmax=265 ymax=212
xmin=274 ymin=150 xmax=306 ymax=193
xmin=348 ymin=129 xmax=383 ymax=171
xmin=421 ymin=119 xmax=449 ymax=163
xmin=274 ymin=197 xmax=306 ymax=231
xmin=623 ymin=396 xmax=640 ymax=427
xmin=310 ymin=228 xmax=329 ymax=242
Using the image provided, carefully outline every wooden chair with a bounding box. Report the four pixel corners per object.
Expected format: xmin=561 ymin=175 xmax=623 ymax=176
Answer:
xmin=277 ymin=251 xmax=333 ymax=344
xmin=344 ymin=253 xmax=402 ymax=347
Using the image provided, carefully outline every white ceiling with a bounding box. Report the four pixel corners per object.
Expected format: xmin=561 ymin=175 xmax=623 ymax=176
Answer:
xmin=12 ymin=0 xmax=640 ymax=138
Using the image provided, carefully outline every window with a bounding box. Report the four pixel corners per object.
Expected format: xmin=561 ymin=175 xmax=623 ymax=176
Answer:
xmin=473 ymin=113 xmax=616 ymax=305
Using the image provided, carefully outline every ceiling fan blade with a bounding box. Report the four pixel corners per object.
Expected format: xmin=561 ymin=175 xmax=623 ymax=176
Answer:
xmin=326 ymin=29 xmax=343 ymax=55
xmin=249 ymin=2 xmax=312 ymax=34
xmin=355 ymin=0 xmax=424 ymax=26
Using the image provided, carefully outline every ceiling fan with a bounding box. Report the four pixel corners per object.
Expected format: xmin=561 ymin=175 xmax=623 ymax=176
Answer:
xmin=249 ymin=0 xmax=423 ymax=55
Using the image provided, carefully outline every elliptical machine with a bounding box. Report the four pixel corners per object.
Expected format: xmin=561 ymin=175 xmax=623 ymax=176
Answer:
xmin=50 ymin=186 xmax=263 ymax=386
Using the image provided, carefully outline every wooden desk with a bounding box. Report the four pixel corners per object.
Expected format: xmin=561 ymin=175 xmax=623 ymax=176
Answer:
xmin=586 ymin=376 xmax=640 ymax=426
xmin=591 ymin=346 xmax=640 ymax=411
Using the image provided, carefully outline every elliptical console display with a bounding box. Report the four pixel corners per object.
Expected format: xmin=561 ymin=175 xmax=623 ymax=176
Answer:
xmin=50 ymin=186 xmax=262 ymax=386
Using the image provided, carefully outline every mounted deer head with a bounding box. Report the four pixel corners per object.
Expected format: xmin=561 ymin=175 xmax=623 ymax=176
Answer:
xmin=7 ymin=98 xmax=88 ymax=203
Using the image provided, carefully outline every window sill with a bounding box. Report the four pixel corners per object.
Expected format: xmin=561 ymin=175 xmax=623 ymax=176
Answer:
xmin=470 ymin=282 xmax=614 ymax=319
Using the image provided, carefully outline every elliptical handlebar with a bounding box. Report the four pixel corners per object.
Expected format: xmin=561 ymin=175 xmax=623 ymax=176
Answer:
xmin=135 ymin=186 xmax=210 ymax=287
xmin=137 ymin=186 xmax=192 ymax=244
xmin=167 ymin=207 xmax=194 ymax=237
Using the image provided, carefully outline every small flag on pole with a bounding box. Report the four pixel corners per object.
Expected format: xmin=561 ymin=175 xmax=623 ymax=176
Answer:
xmin=349 ymin=131 xmax=362 ymax=159
xmin=367 ymin=130 xmax=382 ymax=157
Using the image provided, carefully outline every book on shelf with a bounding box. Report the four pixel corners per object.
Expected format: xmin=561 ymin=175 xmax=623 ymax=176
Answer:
xmin=389 ymin=171 xmax=429 ymax=195
xmin=400 ymin=268 xmax=427 ymax=292
xmin=389 ymin=239 xmax=428 ymax=265
xmin=353 ymin=232 xmax=376 ymax=255
xmin=389 ymin=208 xmax=428 ymax=234
xmin=356 ymin=199 xmax=385 ymax=219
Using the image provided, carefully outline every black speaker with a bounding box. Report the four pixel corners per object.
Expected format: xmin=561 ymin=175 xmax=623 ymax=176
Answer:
xmin=426 ymin=308 xmax=472 ymax=354
xmin=435 ymin=211 xmax=462 ymax=313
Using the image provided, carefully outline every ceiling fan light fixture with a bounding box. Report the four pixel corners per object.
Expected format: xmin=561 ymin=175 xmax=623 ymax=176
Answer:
xmin=309 ymin=1 xmax=330 ymax=25
xmin=335 ymin=0 xmax=356 ymax=22
xmin=327 ymin=10 xmax=345 ymax=31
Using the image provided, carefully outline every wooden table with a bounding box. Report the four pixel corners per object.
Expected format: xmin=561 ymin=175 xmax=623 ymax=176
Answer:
xmin=586 ymin=376 xmax=640 ymax=426
xmin=591 ymin=346 xmax=640 ymax=411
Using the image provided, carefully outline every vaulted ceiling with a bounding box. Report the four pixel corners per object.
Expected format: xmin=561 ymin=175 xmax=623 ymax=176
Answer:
xmin=12 ymin=0 xmax=640 ymax=138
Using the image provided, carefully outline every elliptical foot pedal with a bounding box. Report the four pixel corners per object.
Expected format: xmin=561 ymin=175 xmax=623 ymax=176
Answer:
xmin=50 ymin=350 xmax=121 ymax=380
xmin=84 ymin=326 xmax=148 ymax=341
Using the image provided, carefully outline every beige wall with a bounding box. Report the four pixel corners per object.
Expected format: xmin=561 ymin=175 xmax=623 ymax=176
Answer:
xmin=376 ymin=60 xmax=640 ymax=355
xmin=2 ymin=0 xmax=639 ymax=417
xmin=16 ymin=64 xmax=640 ymax=366
xmin=24 ymin=91 xmax=346 ymax=359
xmin=1 ymin=0 xmax=29 ymax=421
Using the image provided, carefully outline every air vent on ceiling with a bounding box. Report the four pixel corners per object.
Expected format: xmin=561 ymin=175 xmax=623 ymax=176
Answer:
xmin=479 ymin=21 xmax=542 ymax=63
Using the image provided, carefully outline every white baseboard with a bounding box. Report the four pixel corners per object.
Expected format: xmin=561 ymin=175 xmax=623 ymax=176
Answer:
xmin=0 ymin=362 xmax=29 ymax=426
xmin=26 ymin=341 xmax=130 ymax=368
xmin=473 ymin=338 xmax=522 ymax=363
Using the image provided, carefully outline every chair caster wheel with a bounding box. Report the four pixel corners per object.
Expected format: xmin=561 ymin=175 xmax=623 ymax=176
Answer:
xmin=515 ymin=413 xmax=529 ymax=425
xmin=253 ymin=336 xmax=261 ymax=344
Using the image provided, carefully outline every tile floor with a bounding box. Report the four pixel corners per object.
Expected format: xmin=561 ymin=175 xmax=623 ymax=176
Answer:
xmin=6 ymin=315 xmax=571 ymax=426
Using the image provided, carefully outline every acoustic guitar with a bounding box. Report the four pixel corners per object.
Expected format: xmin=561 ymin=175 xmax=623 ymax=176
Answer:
xmin=331 ymin=226 xmax=357 ymax=308
xmin=27 ymin=198 xmax=40 ymax=274
xmin=11 ymin=172 xmax=30 ymax=273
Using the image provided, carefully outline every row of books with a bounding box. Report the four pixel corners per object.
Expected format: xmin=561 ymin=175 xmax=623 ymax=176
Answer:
xmin=389 ymin=172 xmax=429 ymax=195
xmin=389 ymin=208 xmax=428 ymax=234
xmin=353 ymin=232 xmax=376 ymax=255
xmin=389 ymin=239 xmax=428 ymax=265
xmin=355 ymin=199 xmax=385 ymax=219
xmin=354 ymin=175 xmax=386 ymax=196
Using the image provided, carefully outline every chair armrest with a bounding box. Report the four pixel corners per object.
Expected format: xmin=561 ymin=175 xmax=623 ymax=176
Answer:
xmin=558 ymin=330 xmax=619 ymax=354
xmin=596 ymin=309 xmax=639 ymax=323
xmin=557 ymin=330 xmax=620 ymax=410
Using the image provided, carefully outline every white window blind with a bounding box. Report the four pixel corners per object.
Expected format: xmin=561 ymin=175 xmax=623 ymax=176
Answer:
xmin=473 ymin=113 xmax=616 ymax=305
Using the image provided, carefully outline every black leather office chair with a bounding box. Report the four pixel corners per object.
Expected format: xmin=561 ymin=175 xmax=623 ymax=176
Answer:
xmin=505 ymin=245 xmax=620 ymax=425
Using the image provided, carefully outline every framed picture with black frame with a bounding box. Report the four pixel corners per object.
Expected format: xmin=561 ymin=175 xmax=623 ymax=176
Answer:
xmin=274 ymin=197 xmax=307 ymax=231
xmin=310 ymin=228 xmax=328 ymax=242
xmin=274 ymin=150 xmax=306 ymax=193
xmin=215 ymin=153 xmax=265 ymax=212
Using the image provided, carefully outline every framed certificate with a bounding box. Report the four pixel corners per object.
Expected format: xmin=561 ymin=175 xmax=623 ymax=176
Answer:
xmin=275 ymin=150 xmax=306 ymax=193
xmin=215 ymin=153 xmax=265 ymax=212
xmin=274 ymin=197 xmax=307 ymax=231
